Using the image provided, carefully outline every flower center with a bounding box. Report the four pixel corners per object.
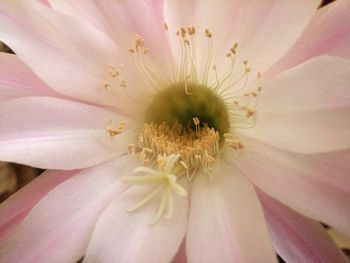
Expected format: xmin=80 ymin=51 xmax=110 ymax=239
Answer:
xmin=109 ymin=24 xmax=263 ymax=224
xmin=145 ymin=82 xmax=230 ymax=137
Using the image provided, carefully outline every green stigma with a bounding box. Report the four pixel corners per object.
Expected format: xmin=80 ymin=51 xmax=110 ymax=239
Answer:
xmin=145 ymin=83 xmax=230 ymax=137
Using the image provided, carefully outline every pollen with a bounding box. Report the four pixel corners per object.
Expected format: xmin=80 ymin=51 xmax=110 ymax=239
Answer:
xmin=102 ymin=64 xmax=127 ymax=90
xmin=106 ymin=119 xmax=126 ymax=137
xmin=139 ymin=121 xmax=220 ymax=175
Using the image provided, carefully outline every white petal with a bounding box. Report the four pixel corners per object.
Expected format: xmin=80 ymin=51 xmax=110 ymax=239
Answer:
xmin=269 ymin=0 xmax=350 ymax=75
xmin=258 ymin=189 xmax=348 ymax=263
xmin=0 ymin=169 xmax=77 ymax=242
xmin=236 ymin=137 xmax=350 ymax=237
xmin=0 ymin=53 xmax=58 ymax=101
xmin=84 ymin=184 xmax=188 ymax=263
xmin=49 ymin=0 xmax=172 ymax=74
xmin=243 ymin=56 xmax=350 ymax=153
xmin=0 ymin=97 xmax=135 ymax=169
xmin=164 ymin=0 xmax=321 ymax=71
xmin=0 ymin=0 xmax=123 ymax=107
xmin=0 ymin=155 xmax=136 ymax=263
xmin=186 ymin=161 xmax=276 ymax=263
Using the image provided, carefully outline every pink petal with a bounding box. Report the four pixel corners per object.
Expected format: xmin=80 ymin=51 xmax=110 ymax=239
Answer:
xmin=84 ymin=185 xmax=188 ymax=262
xmin=49 ymin=0 xmax=172 ymax=73
xmin=186 ymin=161 xmax=276 ymax=263
xmin=0 ymin=169 xmax=78 ymax=242
xmin=0 ymin=97 xmax=135 ymax=169
xmin=258 ymin=189 xmax=348 ymax=263
xmin=236 ymin=137 xmax=350 ymax=237
xmin=38 ymin=0 xmax=50 ymax=7
xmin=309 ymin=149 xmax=350 ymax=168
xmin=269 ymin=0 xmax=350 ymax=75
xmin=164 ymin=0 xmax=321 ymax=71
xmin=243 ymin=56 xmax=350 ymax=153
xmin=0 ymin=155 xmax=136 ymax=263
xmin=171 ymin=240 xmax=187 ymax=263
xmin=0 ymin=0 xmax=124 ymax=107
xmin=0 ymin=53 xmax=59 ymax=101
xmin=48 ymin=0 xmax=110 ymax=36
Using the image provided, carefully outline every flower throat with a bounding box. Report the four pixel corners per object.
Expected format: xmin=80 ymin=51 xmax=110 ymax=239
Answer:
xmin=145 ymin=82 xmax=230 ymax=138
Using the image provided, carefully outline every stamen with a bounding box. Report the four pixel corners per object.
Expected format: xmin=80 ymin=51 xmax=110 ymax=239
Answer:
xmin=224 ymin=133 xmax=244 ymax=157
xmin=102 ymin=64 xmax=128 ymax=90
xmin=202 ymin=29 xmax=213 ymax=85
xmin=106 ymin=119 xmax=126 ymax=137
xmin=139 ymin=122 xmax=220 ymax=174
xmin=120 ymin=25 xmax=263 ymax=224
xmin=129 ymin=34 xmax=171 ymax=91
xmin=192 ymin=117 xmax=200 ymax=133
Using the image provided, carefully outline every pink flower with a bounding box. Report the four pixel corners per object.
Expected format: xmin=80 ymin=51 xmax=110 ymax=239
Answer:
xmin=0 ymin=0 xmax=350 ymax=262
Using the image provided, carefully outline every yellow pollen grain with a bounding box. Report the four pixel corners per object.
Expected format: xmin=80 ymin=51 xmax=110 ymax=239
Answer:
xmin=140 ymin=122 xmax=220 ymax=174
xmin=205 ymin=28 xmax=212 ymax=38
xmin=106 ymin=119 xmax=126 ymax=137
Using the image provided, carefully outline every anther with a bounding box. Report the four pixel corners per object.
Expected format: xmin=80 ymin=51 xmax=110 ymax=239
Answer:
xmin=180 ymin=27 xmax=186 ymax=38
xmin=128 ymin=144 xmax=136 ymax=154
xmin=106 ymin=119 xmax=126 ymax=137
xmin=205 ymin=29 xmax=212 ymax=38
xmin=103 ymin=80 xmax=110 ymax=90
xmin=120 ymin=80 xmax=128 ymax=88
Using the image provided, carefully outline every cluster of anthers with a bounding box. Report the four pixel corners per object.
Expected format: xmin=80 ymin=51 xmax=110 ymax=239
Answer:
xmin=102 ymin=23 xmax=263 ymax=223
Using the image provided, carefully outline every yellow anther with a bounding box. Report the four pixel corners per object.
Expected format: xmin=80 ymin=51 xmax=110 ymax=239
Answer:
xmin=142 ymin=147 xmax=153 ymax=154
xmin=188 ymin=26 xmax=196 ymax=35
xmin=205 ymin=29 xmax=212 ymax=38
xmin=180 ymin=27 xmax=186 ymax=38
xmin=103 ymin=80 xmax=110 ymax=90
xmin=106 ymin=119 xmax=126 ymax=137
xmin=140 ymin=122 xmax=219 ymax=176
xmin=224 ymin=133 xmax=244 ymax=150
xmin=108 ymin=67 xmax=119 ymax=78
xmin=119 ymin=80 xmax=128 ymax=88
xmin=128 ymin=144 xmax=136 ymax=154
xmin=164 ymin=22 xmax=168 ymax=31
xmin=192 ymin=117 xmax=200 ymax=126
xmin=242 ymin=107 xmax=256 ymax=118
